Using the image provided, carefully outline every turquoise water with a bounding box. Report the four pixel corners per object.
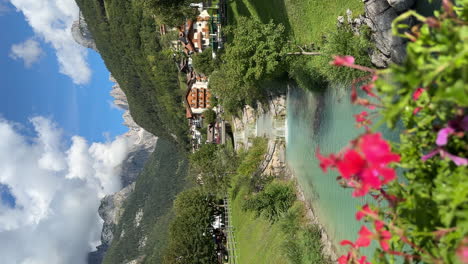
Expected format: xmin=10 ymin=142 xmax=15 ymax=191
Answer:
xmin=286 ymin=84 xmax=381 ymax=255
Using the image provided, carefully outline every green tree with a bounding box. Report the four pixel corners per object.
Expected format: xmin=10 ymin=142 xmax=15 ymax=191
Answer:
xmin=202 ymin=108 xmax=217 ymax=125
xmin=143 ymin=0 xmax=195 ymax=26
xmin=209 ymin=17 xmax=290 ymax=113
xmin=163 ymin=188 xmax=216 ymax=264
xmin=190 ymin=144 xmax=238 ymax=195
xmin=192 ymin=48 xmax=217 ymax=75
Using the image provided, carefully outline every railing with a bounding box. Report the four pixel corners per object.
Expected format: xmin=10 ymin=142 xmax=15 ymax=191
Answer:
xmin=224 ymin=197 xmax=239 ymax=264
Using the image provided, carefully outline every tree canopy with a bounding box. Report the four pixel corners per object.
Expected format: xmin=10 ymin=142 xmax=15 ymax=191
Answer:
xmin=162 ymin=188 xmax=217 ymax=264
xmin=189 ymin=144 xmax=238 ymax=195
xmin=209 ymin=17 xmax=289 ymax=113
xmin=202 ymin=108 xmax=217 ymax=125
xmin=192 ymin=48 xmax=217 ymax=75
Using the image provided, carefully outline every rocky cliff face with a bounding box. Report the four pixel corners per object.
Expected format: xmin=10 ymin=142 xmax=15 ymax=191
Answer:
xmin=365 ymin=0 xmax=416 ymax=67
xmin=339 ymin=0 xmax=416 ymax=68
xmin=110 ymin=76 xmax=158 ymax=187
xmin=88 ymin=77 xmax=158 ymax=264
xmin=71 ymin=12 xmax=98 ymax=51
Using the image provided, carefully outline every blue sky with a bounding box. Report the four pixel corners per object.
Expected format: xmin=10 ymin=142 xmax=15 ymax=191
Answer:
xmin=0 ymin=2 xmax=136 ymax=263
xmin=0 ymin=4 xmax=126 ymax=143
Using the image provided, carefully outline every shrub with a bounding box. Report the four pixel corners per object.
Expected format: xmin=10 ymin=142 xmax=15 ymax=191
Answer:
xmin=290 ymin=19 xmax=373 ymax=88
xmin=202 ymin=108 xmax=217 ymax=125
xmin=192 ymin=48 xmax=217 ymax=75
xmin=242 ymin=181 xmax=296 ymax=222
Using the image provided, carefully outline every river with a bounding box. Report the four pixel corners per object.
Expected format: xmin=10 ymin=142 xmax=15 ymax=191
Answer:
xmin=286 ymin=84 xmax=377 ymax=255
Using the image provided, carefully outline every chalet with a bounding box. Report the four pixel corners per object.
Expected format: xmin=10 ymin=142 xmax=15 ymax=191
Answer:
xmin=177 ymin=2 xmax=225 ymax=57
xmin=185 ymin=78 xmax=212 ymax=121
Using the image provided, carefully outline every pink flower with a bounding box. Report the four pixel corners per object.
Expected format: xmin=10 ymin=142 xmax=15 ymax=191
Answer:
xmin=319 ymin=132 xmax=400 ymax=197
xmin=436 ymin=127 xmax=455 ymax=146
xmin=361 ymin=83 xmax=377 ymax=97
xmin=316 ymin=149 xmax=338 ymax=172
xmin=356 ymin=226 xmax=373 ymax=247
xmin=337 ymin=253 xmax=352 ymax=264
xmin=356 ymin=204 xmax=378 ymax=221
xmin=331 ymin=55 xmax=355 ymax=66
xmin=337 ymin=150 xmax=366 ymax=179
xmin=354 ymin=111 xmax=369 ymax=123
xmin=359 ymin=133 xmax=400 ymax=165
xmin=354 ymin=111 xmax=373 ymax=128
xmin=422 ymin=148 xmax=468 ymax=166
xmin=358 ymin=256 xmax=371 ymax=264
xmin=375 ymin=220 xmax=392 ymax=251
xmin=457 ymin=238 xmax=468 ymax=264
xmin=340 ymin=240 xmax=357 ymax=248
xmin=413 ymin=107 xmax=422 ymax=115
xmin=352 ymin=183 xmax=372 ymax=197
xmin=412 ymin=88 xmax=425 ymax=101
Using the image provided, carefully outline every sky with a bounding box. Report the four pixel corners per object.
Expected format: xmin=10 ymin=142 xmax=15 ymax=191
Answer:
xmin=0 ymin=0 xmax=134 ymax=263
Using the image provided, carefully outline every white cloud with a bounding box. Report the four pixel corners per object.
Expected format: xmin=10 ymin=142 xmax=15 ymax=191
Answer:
xmin=9 ymin=39 xmax=44 ymax=68
xmin=0 ymin=117 xmax=133 ymax=264
xmin=9 ymin=0 xmax=92 ymax=84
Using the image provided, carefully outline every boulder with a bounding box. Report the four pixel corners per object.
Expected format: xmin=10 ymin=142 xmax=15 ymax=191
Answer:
xmin=364 ymin=0 xmax=408 ymax=67
xmin=387 ymin=0 xmax=415 ymax=12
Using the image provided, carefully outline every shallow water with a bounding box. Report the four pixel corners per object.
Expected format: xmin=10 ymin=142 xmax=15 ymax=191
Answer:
xmin=285 ymin=84 xmax=391 ymax=255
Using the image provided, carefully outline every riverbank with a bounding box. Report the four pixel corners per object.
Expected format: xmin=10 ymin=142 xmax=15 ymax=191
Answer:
xmin=230 ymin=91 xmax=339 ymax=262
xmin=228 ymin=138 xmax=332 ymax=264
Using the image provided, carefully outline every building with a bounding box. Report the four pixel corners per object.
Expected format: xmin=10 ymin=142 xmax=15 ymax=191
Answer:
xmin=185 ymin=78 xmax=212 ymax=120
xmin=177 ymin=2 xmax=225 ymax=57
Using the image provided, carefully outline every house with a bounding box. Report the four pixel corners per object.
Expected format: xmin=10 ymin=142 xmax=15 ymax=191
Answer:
xmin=185 ymin=78 xmax=212 ymax=120
xmin=177 ymin=2 xmax=225 ymax=57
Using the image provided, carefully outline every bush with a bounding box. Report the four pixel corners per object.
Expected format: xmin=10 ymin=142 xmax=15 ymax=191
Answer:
xmin=242 ymin=181 xmax=296 ymax=223
xmin=192 ymin=48 xmax=217 ymax=75
xmin=316 ymin=21 xmax=372 ymax=83
xmin=202 ymin=108 xmax=217 ymax=125
xmin=290 ymin=19 xmax=373 ymax=87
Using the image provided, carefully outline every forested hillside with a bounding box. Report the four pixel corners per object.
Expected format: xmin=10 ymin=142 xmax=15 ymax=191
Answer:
xmin=75 ymin=0 xmax=189 ymax=144
xmin=102 ymin=139 xmax=189 ymax=264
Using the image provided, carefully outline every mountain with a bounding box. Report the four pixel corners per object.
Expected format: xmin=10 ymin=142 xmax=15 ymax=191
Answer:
xmin=72 ymin=12 xmax=98 ymax=51
xmin=71 ymin=1 xmax=193 ymax=262
xmin=74 ymin=0 xmax=188 ymax=145
xmin=88 ymin=77 xmax=158 ymax=264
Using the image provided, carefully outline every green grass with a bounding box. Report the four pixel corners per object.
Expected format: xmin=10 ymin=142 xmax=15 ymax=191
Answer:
xmin=229 ymin=138 xmax=331 ymax=264
xmin=231 ymin=182 xmax=290 ymax=264
xmin=227 ymin=0 xmax=364 ymax=44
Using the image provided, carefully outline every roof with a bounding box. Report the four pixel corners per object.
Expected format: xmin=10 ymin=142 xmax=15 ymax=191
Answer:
xmin=185 ymin=80 xmax=195 ymax=119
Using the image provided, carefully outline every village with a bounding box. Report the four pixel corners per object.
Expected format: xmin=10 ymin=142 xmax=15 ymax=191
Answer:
xmin=160 ymin=0 xmax=230 ymax=153
xmin=162 ymin=2 xmax=236 ymax=263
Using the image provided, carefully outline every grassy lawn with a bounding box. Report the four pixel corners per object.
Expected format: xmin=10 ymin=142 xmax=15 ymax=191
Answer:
xmin=231 ymin=179 xmax=290 ymax=264
xmin=227 ymin=0 xmax=364 ymax=44
xmin=228 ymin=139 xmax=330 ymax=264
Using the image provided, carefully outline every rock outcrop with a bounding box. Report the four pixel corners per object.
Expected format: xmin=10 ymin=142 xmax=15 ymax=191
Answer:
xmin=71 ymin=12 xmax=98 ymax=51
xmin=339 ymin=0 xmax=416 ymax=68
xmin=88 ymin=77 xmax=158 ymax=264
xmin=388 ymin=0 xmax=416 ymax=12
xmin=88 ymin=183 xmax=136 ymax=264
xmin=110 ymin=76 xmax=158 ymax=187
xmin=365 ymin=0 xmax=417 ymax=67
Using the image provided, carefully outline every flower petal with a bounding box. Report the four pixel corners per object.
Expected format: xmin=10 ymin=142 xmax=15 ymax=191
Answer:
xmin=422 ymin=149 xmax=440 ymax=161
xmin=436 ymin=127 xmax=455 ymax=146
xmin=337 ymin=150 xmax=366 ymax=179
xmin=442 ymin=150 xmax=468 ymax=166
